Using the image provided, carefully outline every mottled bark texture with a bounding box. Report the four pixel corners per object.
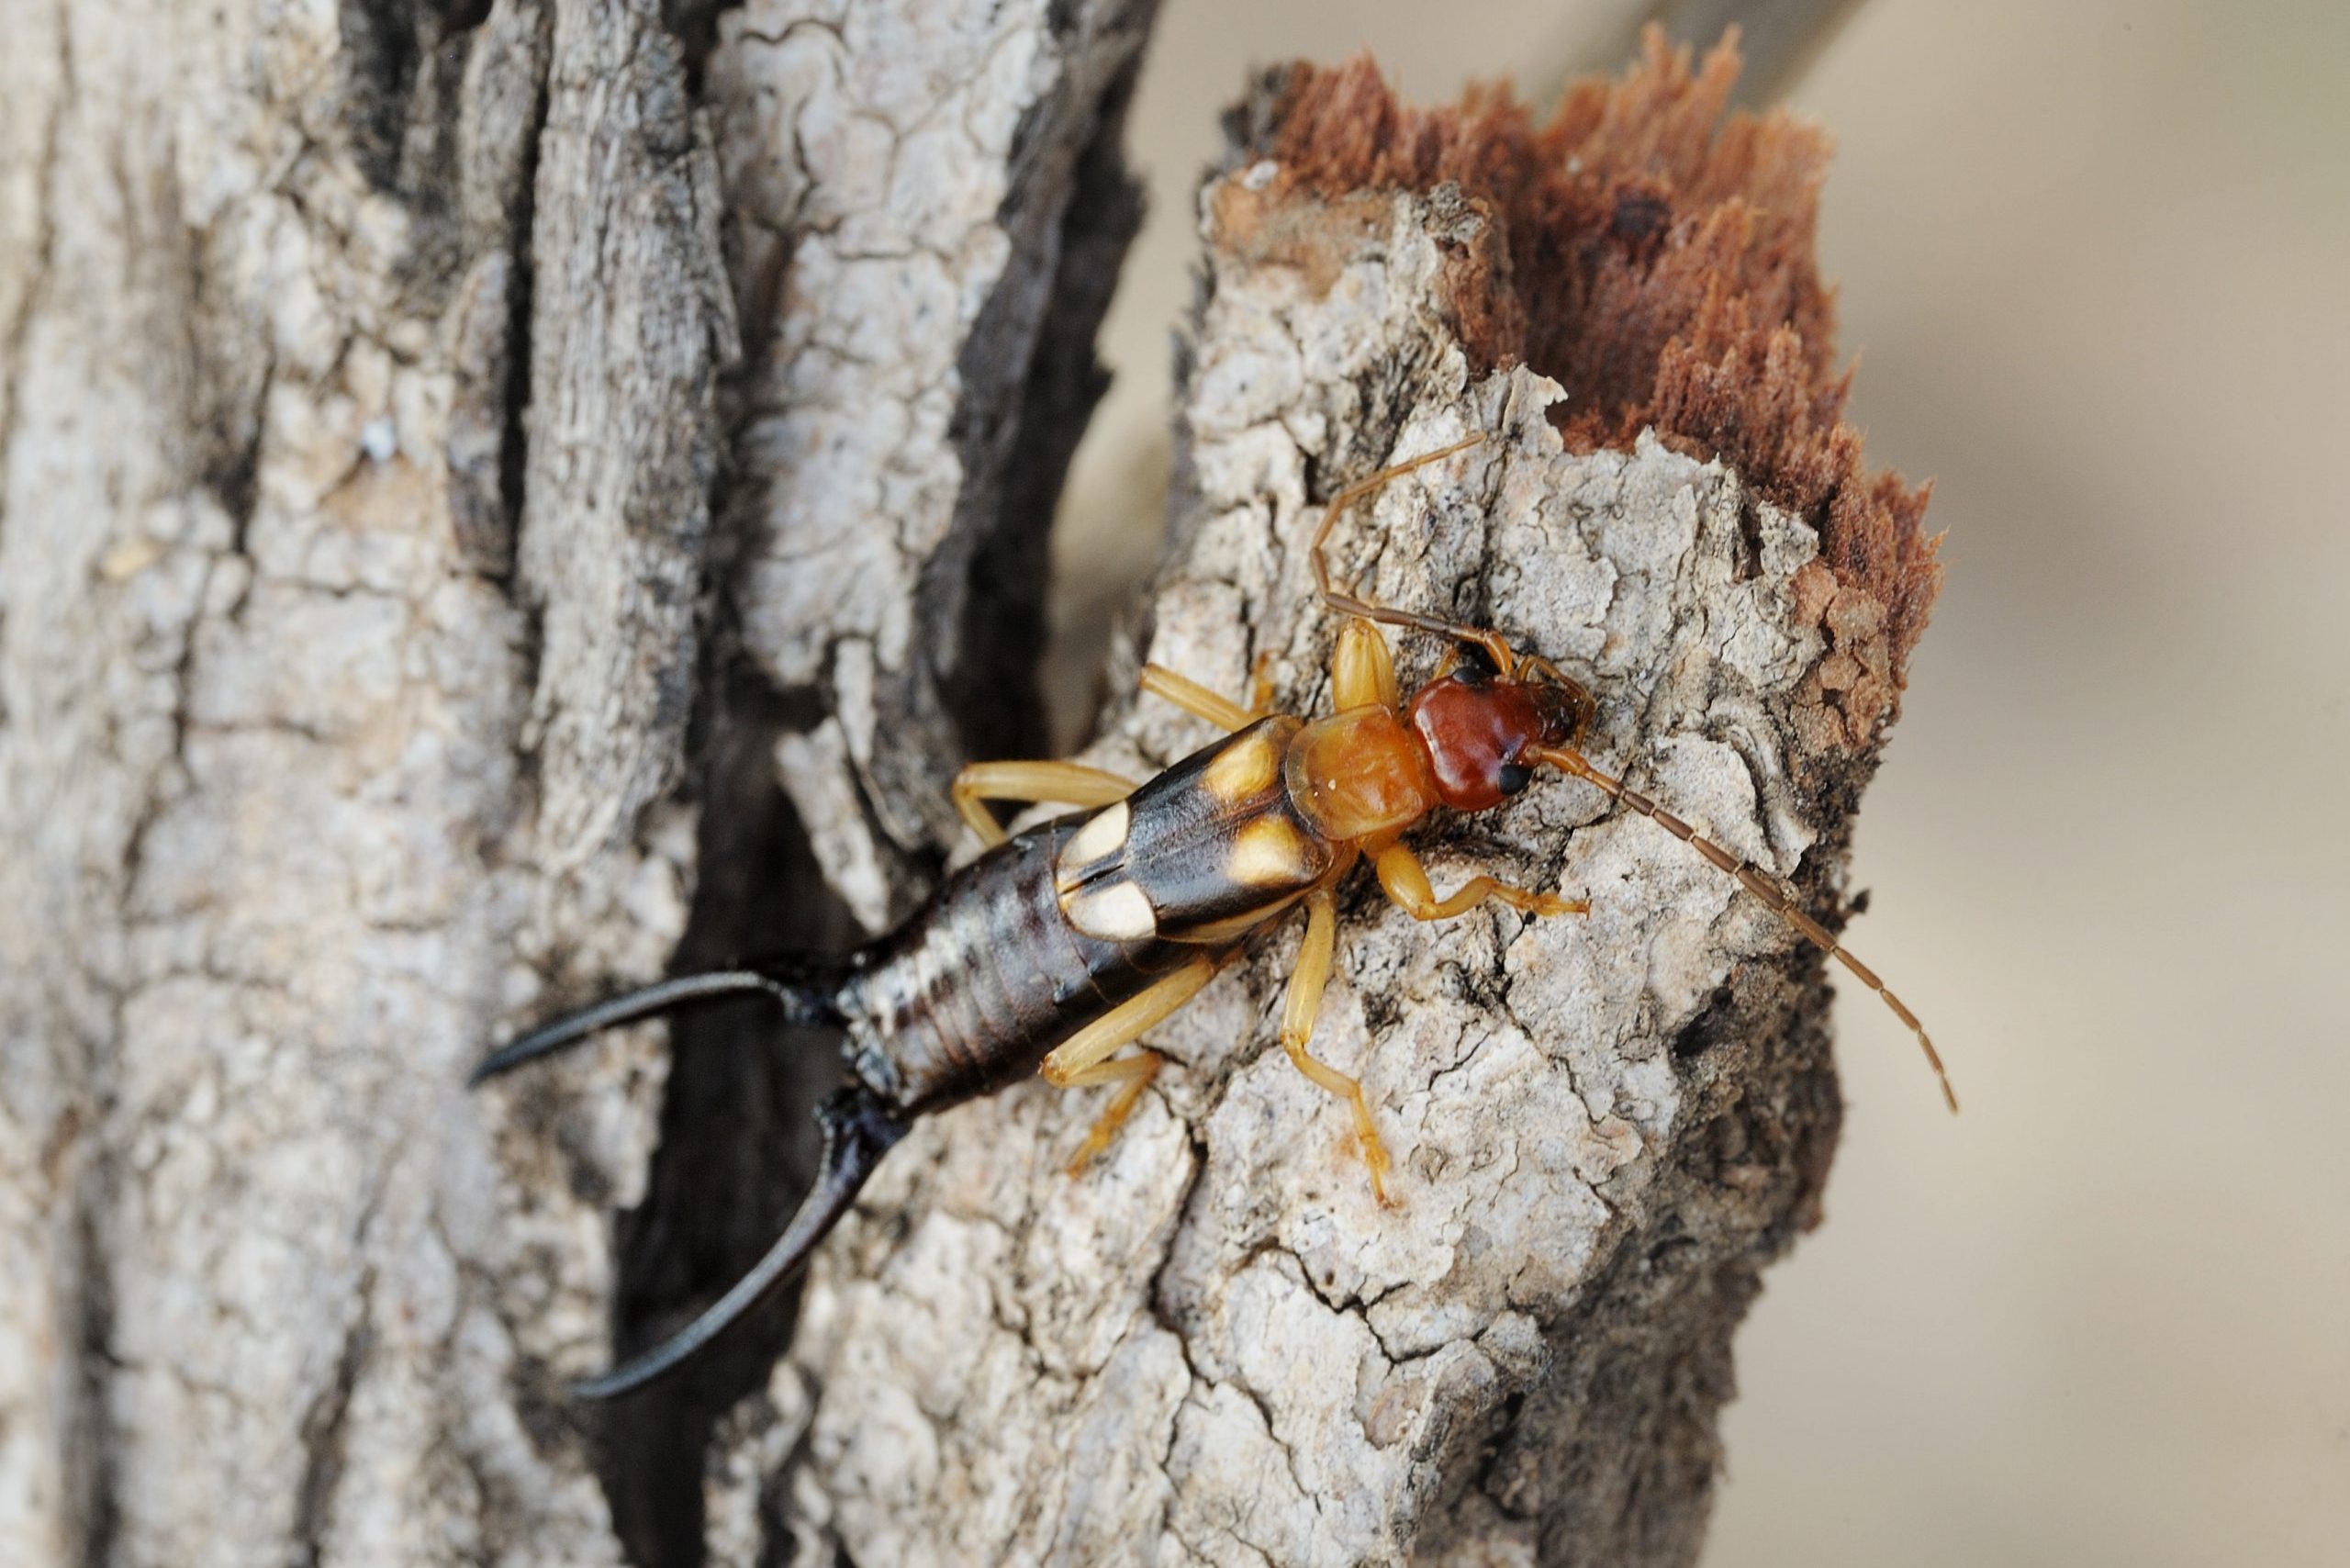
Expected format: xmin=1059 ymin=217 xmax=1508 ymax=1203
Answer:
xmin=0 ymin=1 xmax=1150 ymax=1566
xmin=1 ymin=10 xmax=1935 ymax=1568
xmin=700 ymin=35 xmax=1938 ymax=1568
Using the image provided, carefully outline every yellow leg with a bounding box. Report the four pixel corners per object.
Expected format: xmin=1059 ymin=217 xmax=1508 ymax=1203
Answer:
xmin=1280 ymin=889 xmax=1393 ymax=1205
xmin=952 ymin=760 xmax=1135 ymax=847
xmin=1330 ymin=616 xmax=1398 ymax=711
xmin=1043 ymin=958 xmax=1214 ymax=1083
xmin=1041 ymin=957 xmax=1217 ymax=1173
xmin=1056 ymin=1052 xmax=1163 ymax=1174
xmin=1140 ymin=664 xmax=1263 ymax=733
xmin=1374 ymin=843 xmax=1588 ymax=921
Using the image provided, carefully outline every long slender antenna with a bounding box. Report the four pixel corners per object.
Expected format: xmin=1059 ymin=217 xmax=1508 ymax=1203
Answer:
xmin=1531 ymin=743 xmax=1957 ymax=1113
xmin=1309 ymin=435 xmax=1520 ymax=667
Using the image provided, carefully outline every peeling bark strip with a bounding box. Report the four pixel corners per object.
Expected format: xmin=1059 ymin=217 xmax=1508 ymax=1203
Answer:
xmin=704 ymin=37 xmax=1935 ymax=1567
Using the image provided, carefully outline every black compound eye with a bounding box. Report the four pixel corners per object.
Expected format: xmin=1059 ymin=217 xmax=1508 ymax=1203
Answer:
xmin=1495 ymin=761 xmax=1533 ymax=796
xmin=1452 ymin=641 xmax=1498 ymax=684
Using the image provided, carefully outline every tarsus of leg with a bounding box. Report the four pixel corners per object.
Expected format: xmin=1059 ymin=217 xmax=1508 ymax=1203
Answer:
xmin=1372 ymin=841 xmax=1588 ymax=921
xmin=1056 ymin=1052 xmax=1164 ymax=1174
xmin=1280 ymin=889 xmax=1393 ymax=1204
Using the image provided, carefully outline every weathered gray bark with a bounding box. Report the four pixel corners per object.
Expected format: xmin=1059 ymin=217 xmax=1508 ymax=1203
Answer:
xmin=3 ymin=6 xmax=1908 ymax=1568
xmin=0 ymin=0 xmax=1148 ymax=1563
xmin=697 ymin=172 xmax=1866 ymax=1565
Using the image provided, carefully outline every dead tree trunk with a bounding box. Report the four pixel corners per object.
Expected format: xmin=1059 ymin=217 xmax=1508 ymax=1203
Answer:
xmin=0 ymin=9 xmax=1933 ymax=1568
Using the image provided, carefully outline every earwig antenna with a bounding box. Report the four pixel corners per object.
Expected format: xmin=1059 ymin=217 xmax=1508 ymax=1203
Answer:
xmin=1309 ymin=435 xmax=1521 ymax=670
xmin=468 ymin=962 xmax=841 ymax=1086
xmin=1529 ymin=744 xmax=1958 ymax=1114
xmin=574 ymin=1087 xmax=905 ymax=1400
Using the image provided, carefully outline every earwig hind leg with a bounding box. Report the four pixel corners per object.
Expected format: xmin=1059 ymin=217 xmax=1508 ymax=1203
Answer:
xmin=573 ymin=1087 xmax=905 ymax=1400
xmin=1139 ymin=664 xmax=1259 ymax=734
xmin=1056 ymin=1051 xmax=1164 ymax=1175
xmin=952 ymin=760 xmax=1136 ymax=848
xmin=1042 ymin=958 xmax=1217 ymax=1171
xmin=1280 ymin=889 xmax=1393 ymax=1205
xmin=1373 ymin=843 xmax=1587 ymax=922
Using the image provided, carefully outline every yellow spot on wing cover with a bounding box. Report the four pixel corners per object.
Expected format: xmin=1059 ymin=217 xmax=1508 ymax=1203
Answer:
xmin=1055 ymin=801 xmax=1131 ymax=890
xmin=1201 ymin=728 xmax=1281 ymax=802
xmin=1229 ymin=815 xmax=1311 ymax=887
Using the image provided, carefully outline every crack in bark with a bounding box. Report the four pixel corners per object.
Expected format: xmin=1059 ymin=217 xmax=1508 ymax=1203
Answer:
xmin=292 ymin=1265 xmax=376 ymax=1567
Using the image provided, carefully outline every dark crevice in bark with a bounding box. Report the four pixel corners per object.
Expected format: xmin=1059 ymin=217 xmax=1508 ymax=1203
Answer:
xmin=595 ymin=9 xmax=1158 ymax=1562
xmin=664 ymin=0 xmax=733 ymax=94
xmin=925 ymin=2 xmax=1158 ymax=780
xmin=338 ymin=2 xmax=429 ymax=191
xmin=453 ymin=2 xmax=551 ymax=584
xmin=72 ymin=1180 xmax=117 ymax=1568
xmin=440 ymin=0 xmax=497 ymax=33
xmin=291 ymin=1270 xmax=375 ymax=1568
xmin=943 ymin=28 xmax=1150 ymax=767
xmin=600 ymin=662 xmax=856 ymax=1568
xmin=493 ymin=195 xmax=539 ymax=572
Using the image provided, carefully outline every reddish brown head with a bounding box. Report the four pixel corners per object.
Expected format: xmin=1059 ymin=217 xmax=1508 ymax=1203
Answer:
xmin=1404 ymin=645 xmax=1595 ymax=812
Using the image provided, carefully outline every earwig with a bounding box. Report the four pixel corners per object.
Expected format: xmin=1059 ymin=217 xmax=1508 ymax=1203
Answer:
xmin=475 ymin=433 xmax=1952 ymax=1398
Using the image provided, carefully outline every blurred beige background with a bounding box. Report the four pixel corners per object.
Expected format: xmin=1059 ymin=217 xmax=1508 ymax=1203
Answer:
xmin=1050 ymin=2 xmax=2350 ymax=1562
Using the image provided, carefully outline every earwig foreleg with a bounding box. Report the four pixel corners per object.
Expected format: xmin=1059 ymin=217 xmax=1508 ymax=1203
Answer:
xmin=1279 ymin=889 xmax=1393 ymax=1205
xmin=1330 ymin=616 xmax=1399 ymax=710
xmin=1056 ymin=1051 xmax=1165 ymax=1175
xmin=951 ymin=760 xmax=1136 ymax=847
xmin=1372 ymin=843 xmax=1587 ymax=921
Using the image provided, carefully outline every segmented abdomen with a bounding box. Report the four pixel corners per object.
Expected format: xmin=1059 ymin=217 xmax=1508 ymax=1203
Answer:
xmin=837 ymin=818 xmax=1190 ymax=1116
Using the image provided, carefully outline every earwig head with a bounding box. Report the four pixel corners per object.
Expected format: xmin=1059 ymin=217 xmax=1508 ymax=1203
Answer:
xmin=1404 ymin=643 xmax=1596 ymax=812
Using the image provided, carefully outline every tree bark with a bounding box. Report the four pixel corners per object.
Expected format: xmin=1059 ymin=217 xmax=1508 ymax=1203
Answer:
xmin=0 ymin=0 xmax=1147 ymax=1562
xmin=1 ymin=12 xmax=1932 ymax=1568
xmin=699 ymin=38 xmax=1939 ymax=1568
